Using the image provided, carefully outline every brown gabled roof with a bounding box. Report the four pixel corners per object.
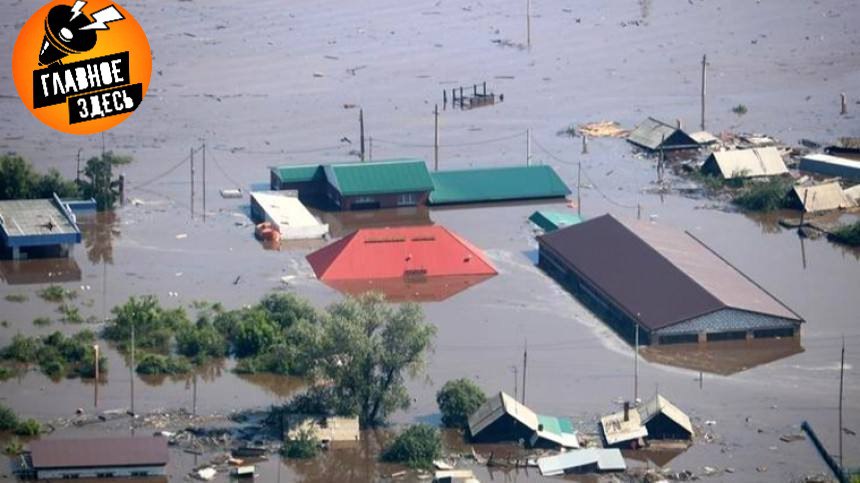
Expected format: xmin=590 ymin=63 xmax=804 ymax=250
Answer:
xmin=537 ymin=215 xmax=801 ymax=331
xmin=30 ymin=437 xmax=168 ymax=469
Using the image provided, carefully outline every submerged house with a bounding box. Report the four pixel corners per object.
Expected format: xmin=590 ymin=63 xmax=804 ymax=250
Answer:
xmin=529 ymin=210 xmax=583 ymax=233
xmin=467 ymin=392 xmax=579 ymax=449
xmin=27 ymin=437 xmax=168 ymax=480
xmin=701 ymin=147 xmax=789 ymax=179
xmin=284 ymin=415 xmax=360 ymax=444
xmin=787 ymin=183 xmax=857 ymax=213
xmin=306 ymin=225 xmax=497 ymax=301
xmin=270 ymin=159 xmax=434 ymax=210
xmin=537 ymin=215 xmax=804 ymax=345
xmin=627 ymin=117 xmax=699 ymax=152
xmin=0 ymin=194 xmax=82 ymax=260
xmin=600 ymin=402 xmax=648 ymax=449
xmin=537 ymin=448 xmax=626 ymax=476
xmin=249 ymin=191 xmax=329 ymax=239
xmin=799 ymin=154 xmax=860 ymax=180
xmin=428 ymin=165 xmax=570 ymax=205
xmin=600 ymin=395 xmax=692 ymax=448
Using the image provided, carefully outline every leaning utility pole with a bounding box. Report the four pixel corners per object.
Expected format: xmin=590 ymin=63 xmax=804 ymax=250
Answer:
xmin=434 ymin=105 xmax=440 ymax=171
xmin=700 ymin=54 xmax=708 ymax=131
xmin=359 ymin=109 xmax=366 ymax=162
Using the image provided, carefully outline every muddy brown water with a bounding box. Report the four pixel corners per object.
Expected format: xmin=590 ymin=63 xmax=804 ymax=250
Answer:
xmin=2 ymin=0 xmax=860 ymax=481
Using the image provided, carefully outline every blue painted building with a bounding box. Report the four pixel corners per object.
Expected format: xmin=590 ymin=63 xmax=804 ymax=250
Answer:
xmin=0 ymin=194 xmax=82 ymax=260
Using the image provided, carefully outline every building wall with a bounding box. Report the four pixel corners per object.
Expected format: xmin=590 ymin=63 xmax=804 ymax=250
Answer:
xmin=37 ymin=465 xmax=166 ymax=479
xmin=327 ymin=188 xmax=430 ymax=211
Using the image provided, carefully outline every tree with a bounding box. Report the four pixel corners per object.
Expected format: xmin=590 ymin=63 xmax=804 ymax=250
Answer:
xmin=381 ymin=424 xmax=441 ymax=469
xmin=80 ymin=152 xmax=131 ymax=211
xmin=230 ymin=308 xmax=283 ymax=358
xmin=281 ymin=429 xmax=320 ymax=459
xmin=436 ymin=379 xmax=486 ymax=429
xmin=104 ymin=296 xmax=188 ymax=351
xmin=259 ymin=293 xmax=319 ymax=330
xmin=136 ymin=353 xmax=192 ymax=375
xmin=176 ymin=319 xmax=229 ymax=362
xmin=312 ymin=293 xmax=435 ymax=427
xmin=0 ymin=404 xmax=18 ymax=431
xmin=0 ymin=154 xmax=36 ymax=199
xmin=14 ymin=418 xmax=41 ymax=436
xmin=34 ymin=168 xmax=79 ymax=198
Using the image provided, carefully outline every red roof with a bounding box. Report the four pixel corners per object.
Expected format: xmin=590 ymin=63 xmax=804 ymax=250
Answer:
xmin=307 ymin=225 xmax=497 ymax=300
xmin=30 ymin=437 xmax=168 ymax=469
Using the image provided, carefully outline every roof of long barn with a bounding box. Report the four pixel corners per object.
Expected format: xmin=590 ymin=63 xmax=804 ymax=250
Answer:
xmin=30 ymin=437 xmax=168 ymax=469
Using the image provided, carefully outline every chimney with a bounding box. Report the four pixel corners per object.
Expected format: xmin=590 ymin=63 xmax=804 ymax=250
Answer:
xmin=623 ymin=401 xmax=630 ymax=422
xmin=676 ymin=119 xmax=682 ymax=130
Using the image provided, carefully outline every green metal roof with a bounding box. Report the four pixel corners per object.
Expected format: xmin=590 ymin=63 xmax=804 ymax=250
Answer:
xmin=537 ymin=414 xmax=576 ymax=435
xmin=429 ymin=165 xmax=571 ymax=205
xmin=529 ymin=210 xmax=583 ymax=232
xmin=325 ymin=159 xmax=433 ymax=196
xmin=272 ymin=164 xmax=325 ymax=184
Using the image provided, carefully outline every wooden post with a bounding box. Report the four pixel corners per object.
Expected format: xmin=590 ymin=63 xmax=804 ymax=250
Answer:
xmin=369 ymin=136 xmax=373 ymax=161
xmin=634 ymin=319 xmax=640 ymax=403
xmin=799 ymin=189 xmax=809 ymax=230
xmin=522 ymin=339 xmax=528 ymax=405
xmin=459 ymin=87 xmax=464 ymax=107
xmin=637 ymin=203 xmax=642 ymax=220
xmin=582 ymin=134 xmax=588 ymax=154
xmin=193 ymin=372 xmax=198 ymax=417
xmin=577 ymin=162 xmax=582 ymax=217
xmin=434 ymin=105 xmax=440 ymax=172
xmin=841 ymin=93 xmax=847 ymax=115
xmin=93 ymin=344 xmax=99 ymax=408
xmin=118 ymin=174 xmax=125 ymax=206
xmin=443 ymin=89 xmax=447 ymax=105
xmin=526 ymin=129 xmax=532 ymax=166
xmin=359 ymin=109 xmax=366 ymax=162
xmin=190 ymin=147 xmax=194 ymax=219
xmin=701 ymin=54 xmax=707 ymax=131
xmin=130 ymin=321 xmax=135 ymax=416
xmin=659 ymin=134 xmax=666 ymax=184
xmin=483 ymin=82 xmax=487 ymax=96
xmin=452 ymin=88 xmax=457 ymax=105
xmin=202 ymin=140 xmax=206 ymax=223
xmin=76 ymin=149 xmax=82 ymax=184
xmin=473 ymin=84 xmax=477 ymax=96
xmin=526 ymin=0 xmax=531 ymax=48
xmin=839 ymin=336 xmax=845 ymax=470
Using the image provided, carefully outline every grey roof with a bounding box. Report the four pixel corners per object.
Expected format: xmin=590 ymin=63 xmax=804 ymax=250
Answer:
xmin=468 ymin=391 xmax=538 ymax=438
xmin=799 ymin=154 xmax=860 ymax=179
xmin=638 ymin=394 xmax=694 ymax=436
xmin=537 ymin=215 xmax=802 ymax=331
xmin=627 ymin=117 xmax=699 ymax=151
xmin=703 ymin=147 xmax=789 ymax=179
xmin=0 ymin=198 xmax=78 ymax=238
xmin=30 ymin=437 xmax=168 ymax=469
xmin=537 ymin=449 xmax=626 ymax=476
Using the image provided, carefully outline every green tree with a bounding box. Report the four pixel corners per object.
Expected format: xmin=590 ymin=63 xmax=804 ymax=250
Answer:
xmin=0 ymin=404 xmax=18 ymax=431
xmin=312 ymin=293 xmax=435 ymax=427
xmin=259 ymin=293 xmax=319 ymax=330
xmin=14 ymin=419 xmax=41 ymax=436
xmin=436 ymin=379 xmax=486 ymax=429
xmin=34 ymin=168 xmax=79 ymax=198
xmin=230 ymin=309 xmax=283 ymax=358
xmin=104 ymin=296 xmax=188 ymax=351
xmin=381 ymin=424 xmax=441 ymax=469
xmin=176 ymin=319 xmax=229 ymax=362
xmin=80 ymin=152 xmax=131 ymax=210
xmin=0 ymin=154 xmax=36 ymax=199
xmin=136 ymin=353 xmax=192 ymax=375
xmin=281 ymin=429 xmax=320 ymax=459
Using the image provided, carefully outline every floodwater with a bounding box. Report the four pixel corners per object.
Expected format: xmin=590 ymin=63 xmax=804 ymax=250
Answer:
xmin=2 ymin=0 xmax=860 ymax=481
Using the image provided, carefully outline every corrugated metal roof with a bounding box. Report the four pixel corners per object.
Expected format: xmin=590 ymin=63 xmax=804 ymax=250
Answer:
xmin=800 ymin=154 xmax=860 ymax=179
xmin=537 ymin=215 xmax=801 ymax=331
xmin=272 ymin=164 xmax=325 ymax=184
xmin=626 ymin=117 xmax=699 ymax=151
xmin=250 ymin=191 xmax=329 ymax=239
xmin=529 ymin=211 xmax=583 ymax=232
xmin=638 ymin=394 xmax=694 ymax=436
xmin=538 ymin=449 xmax=626 ymax=476
xmin=600 ymin=408 xmax=648 ymax=446
xmin=326 ymin=159 xmax=433 ymax=196
xmin=703 ymin=147 xmax=789 ymax=179
xmin=0 ymin=199 xmax=79 ymax=238
xmin=30 ymin=437 xmax=168 ymax=469
xmin=306 ymin=225 xmax=497 ymax=281
xmin=468 ymin=392 xmax=539 ymax=438
xmin=429 ymin=166 xmax=570 ymax=205
xmin=536 ymin=415 xmax=580 ymax=449
xmin=791 ymin=183 xmax=857 ymax=213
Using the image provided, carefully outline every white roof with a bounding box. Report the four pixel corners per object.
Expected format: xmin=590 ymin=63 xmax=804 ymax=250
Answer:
xmin=638 ymin=394 xmax=694 ymax=436
xmin=706 ymin=147 xmax=788 ymax=179
xmin=537 ymin=448 xmax=626 ymax=476
xmin=600 ymin=407 xmax=648 ymax=446
xmin=690 ymin=131 xmax=719 ymax=145
xmin=250 ymin=191 xmax=329 ymax=239
xmin=792 ymin=183 xmax=857 ymax=213
xmin=845 ymin=184 xmax=860 ymax=203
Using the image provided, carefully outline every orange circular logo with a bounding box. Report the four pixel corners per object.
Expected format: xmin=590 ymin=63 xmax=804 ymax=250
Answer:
xmin=11 ymin=0 xmax=151 ymax=135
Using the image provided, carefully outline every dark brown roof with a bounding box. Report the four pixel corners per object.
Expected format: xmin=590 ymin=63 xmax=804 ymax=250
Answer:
xmin=30 ymin=437 xmax=168 ymax=469
xmin=540 ymin=215 xmax=804 ymax=329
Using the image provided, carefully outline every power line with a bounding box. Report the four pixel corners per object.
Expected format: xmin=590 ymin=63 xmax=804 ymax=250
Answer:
xmin=374 ymin=130 xmax=525 ymax=149
xmin=205 ymin=150 xmax=244 ymax=189
xmin=130 ymin=152 xmax=194 ymax=189
xmin=210 ymin=144 xmax=345 ymax=156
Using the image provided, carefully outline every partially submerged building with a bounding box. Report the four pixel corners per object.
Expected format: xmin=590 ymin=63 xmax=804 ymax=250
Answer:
xmin=467 ymin=392 xmax=579 ymax=449
xmin=27 ymin=437 xmax=168 ymax=480
xmin=529 ymin=210 xmax=583 ymax=233
xmin=284 ymin=415 xmax=360 ymax=444
xmin=249 ymin=191 xmax=329 ymax=239
xmin=0 ymin=195 xmax=82 ymax=260
xmin=537 ymin=215 xmax=803 ymax=345
xmin=701 ymin=147 xmax=788 ymax=179
xmin=270 ymin=159 xmax=434 ymax=210
xmin=627 ymin=117 xmax=699 ymax=152
xmin=787 ymin=183 xmax=857 ymax=213
xmin=799 ymin=154 xmax=860 ymax=180
xmin=600 ymin=395 xmax=692 ymax=448
xmin=428 ymin=165 xmax=570 ymax=205
xmin=537 ymin=448 xmax=626 ymax=476
xmin=306 ymin=225 xmax=497 ymax=301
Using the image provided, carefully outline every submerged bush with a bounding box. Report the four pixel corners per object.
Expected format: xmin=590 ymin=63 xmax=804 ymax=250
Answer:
xmin=381 ymin=424 xmax=442 ymax=469
xmin=732 ymin=178 xmax=792 ymax=212
xmin=14 ymin=418 xmax=41 ymax=436
xmin=281 ymin=429 xmax=320 ymax=459
xmin=135 ymin=353 xmax=192 ymax=375
xmin=436 ymin=379 xmax=486 ymax=430
xmin=830 ymin=221 xmax=860 ymax=246
xmin=0 ymin=404 xmax=19 ymax=431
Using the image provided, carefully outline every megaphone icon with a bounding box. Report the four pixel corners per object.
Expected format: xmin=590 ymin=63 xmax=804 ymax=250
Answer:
xmin=39 ymin=4 xmax=98 ymax=66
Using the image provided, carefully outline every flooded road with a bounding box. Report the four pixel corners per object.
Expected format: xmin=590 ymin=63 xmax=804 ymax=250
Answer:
xmin=2 ymin=0 xmax=860 ymax=480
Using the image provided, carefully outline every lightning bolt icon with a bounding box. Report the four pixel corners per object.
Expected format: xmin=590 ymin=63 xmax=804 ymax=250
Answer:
xmin=70 ymin=1 xmax=87 ymax=21
xmin=79 ymin=5 xmax=125 ymax=31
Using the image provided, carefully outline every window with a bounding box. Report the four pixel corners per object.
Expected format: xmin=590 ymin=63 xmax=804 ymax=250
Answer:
xmin=397 ymin=193 xmax=417 ymax=206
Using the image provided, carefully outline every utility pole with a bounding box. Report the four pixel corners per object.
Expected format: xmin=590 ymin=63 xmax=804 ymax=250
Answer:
xmin=369 ymin=137 xmax=373 ymax=161
xmin=190 ymin=147 xmax=195 ymax=219
xmin=526 ymin=0 xmax=531 ymax=48
xmin=202 ymin=140 xmax=206 ymax=223
xmin=359 ymin=109 xmax=366 ymax=162
xmin=576 ymin=162 xmax=582 ymax=218
xmin=701 ymin=54 xmax=707 ymax=131
xmin=522 ymin=339 xmax=528 ymax=405
xmin=659 ymin=134 xmax=666 ymax=184
xmin=101 ymin=132 xmax=106 ymax=158
xmin=582 ymin=134 xmax=588 ymax=154
xmin=434 ymin=105 xmax=440 ymax=171
xmin=76 ymin=148 xmax=82 ymax=184
xmin=193 ymin=372 xmax=198 ymax=417
xmin=93 ymin=344 xmax=99 ymax=408
xmin=634 ymin=320 xmax=640 ymax=403
xmin=130 ymin=321 xmax=135 ymax=416
xmin=512 ymin=366 xmax=518 ymax=402
xmin=839 ymin=335 xmax=845 ymax=470
xmin=526 ymin=129 xmax=532 ymax=166
xmin=841 ymin=93 xmax=848 ymax=115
